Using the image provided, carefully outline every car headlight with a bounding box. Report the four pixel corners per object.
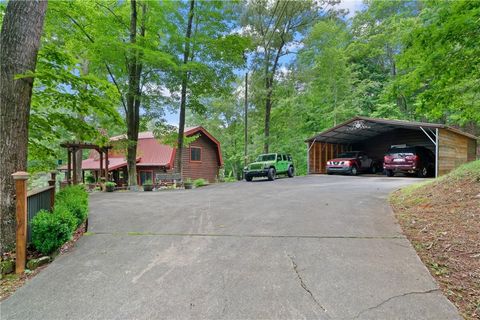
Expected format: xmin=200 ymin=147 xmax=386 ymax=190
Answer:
xmin=327 ymin=161 xmax=331 ymax=165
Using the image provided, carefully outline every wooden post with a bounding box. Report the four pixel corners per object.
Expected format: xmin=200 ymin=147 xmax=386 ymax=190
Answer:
xmin=72 ymin=147 xmax=77 ymax=185
xmin=12 ymin=171 xmax=29 ymax=274
xmin=66 ymin=149 xmax=71 ymax=185
xmin=99 ymin=151 xmax=104 ymax=182
xmin=48 ymin=171 xmax=56 ymax=209
xmin=105 ymin=148 xmax=109 ymax=181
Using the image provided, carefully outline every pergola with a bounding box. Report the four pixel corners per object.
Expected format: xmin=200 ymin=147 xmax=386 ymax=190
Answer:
xmin=60 ymin=142 xmax=112 ymax=185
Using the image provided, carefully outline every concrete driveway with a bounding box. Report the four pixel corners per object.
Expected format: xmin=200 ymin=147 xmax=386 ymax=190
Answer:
xmin=1 ymin=175 xmax=459 ymax=319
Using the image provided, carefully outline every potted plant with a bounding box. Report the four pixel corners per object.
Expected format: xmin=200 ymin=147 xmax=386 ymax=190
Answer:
xmin=105 ymin=181 xmax=116 ymax=192
xmin=143 ymin=180 xmax=154 ymax=192
xmin=184 ymin=178 xmax=193 ymax=190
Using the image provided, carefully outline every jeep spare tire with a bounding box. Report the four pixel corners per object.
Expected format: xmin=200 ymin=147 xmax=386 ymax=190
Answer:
xmin=267 ymin=168 xmax=275 ymax=181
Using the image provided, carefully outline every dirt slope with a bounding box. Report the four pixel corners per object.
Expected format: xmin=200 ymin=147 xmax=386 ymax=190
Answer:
xmin=391 ymin=160 xmax=480 ymax=319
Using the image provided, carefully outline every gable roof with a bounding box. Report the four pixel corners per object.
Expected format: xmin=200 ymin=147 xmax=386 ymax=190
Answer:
xmin=77 ymin=126 xmax=222 ymax=171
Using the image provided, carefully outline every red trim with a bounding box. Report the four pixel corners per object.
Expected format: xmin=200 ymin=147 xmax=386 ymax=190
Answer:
xmin=190 ymin=146 xmax=202 ymax=162
xmin=184 ymin=126 xmax=223 ymax=166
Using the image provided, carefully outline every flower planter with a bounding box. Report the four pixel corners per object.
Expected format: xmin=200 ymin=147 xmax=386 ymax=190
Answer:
xmin=184 ymin=183 xmax=193 ymax=190
xmin=105 ymin=185 xmax=115 ymax=192
xmin=143 ymin=185 xmax=153 ymax=192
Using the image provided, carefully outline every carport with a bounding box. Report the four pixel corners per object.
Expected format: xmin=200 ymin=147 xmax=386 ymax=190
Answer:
xmin=306 ymin=117 xmax=478 ymax=177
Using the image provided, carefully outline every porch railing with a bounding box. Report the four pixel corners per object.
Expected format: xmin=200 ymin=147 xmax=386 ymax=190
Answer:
xmin=26 ymin=185 xmax=55 ymax=242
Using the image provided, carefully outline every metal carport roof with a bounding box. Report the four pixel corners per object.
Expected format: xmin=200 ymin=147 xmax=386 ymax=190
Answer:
xmin=306 ymin=116 xmax=478 ymax=144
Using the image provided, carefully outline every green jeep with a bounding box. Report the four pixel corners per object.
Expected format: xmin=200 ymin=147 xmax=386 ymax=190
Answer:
xmin=244 ymin=153 xmax=294 ymax=181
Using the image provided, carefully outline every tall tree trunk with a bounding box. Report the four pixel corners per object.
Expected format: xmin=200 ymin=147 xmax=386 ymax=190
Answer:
xmin=263 ymin=39 xmax=285 ymax=154
xmin=176 ymin=0 xmax=195 ymax=177
xmin=0 ymin=0 xmax=47 ymax=254
xmin=74 ymin=60 xmax=89 ymax=183
xmin=126 ymin=0 xmax=145 ymax=188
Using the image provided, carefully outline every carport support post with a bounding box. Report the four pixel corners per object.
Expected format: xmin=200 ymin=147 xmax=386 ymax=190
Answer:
xmin=420 ymin=126 xmax=439 ymax=178
xmin=435 ymin=128 xmax=439 ymax=177
xmin=12 ymin=171 xmax=29 ymax=274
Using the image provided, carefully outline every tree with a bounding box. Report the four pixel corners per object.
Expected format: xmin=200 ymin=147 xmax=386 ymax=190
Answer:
xmin=242 ymin=0 xmax=326 ymax=153
xmin=52 ymin=0 xmax=175 ymax=187
xmin=0 ymin=0 xmax=47 ymax=253
xmin=348 ymin=0 xmax=419 ymax=118
xmin=162 ymin=1 xmax=247 ymax=175
xmin=176 ymin=0 xmax=195 ymax=177
xmin=396 ymin=0 xmax=480 ymax=127
xmin=299 ymin=18 xmax=357 ymax=127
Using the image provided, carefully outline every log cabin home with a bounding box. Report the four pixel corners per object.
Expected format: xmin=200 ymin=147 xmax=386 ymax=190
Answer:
xmin=75 ymin=126 xmax=223 ymax=186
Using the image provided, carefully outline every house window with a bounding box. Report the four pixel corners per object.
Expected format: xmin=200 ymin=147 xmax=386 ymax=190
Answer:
xmin=139 ymin=170 xmax=153 ymax=185
xmin=191 ymin=147 xmax=201 ymax=162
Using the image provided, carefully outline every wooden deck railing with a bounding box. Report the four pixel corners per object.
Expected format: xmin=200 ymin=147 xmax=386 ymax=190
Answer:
xmin=27 ymin=185 xmax=55 ymax=242
xmin=12 ymin=171 xmax=56 ymax=274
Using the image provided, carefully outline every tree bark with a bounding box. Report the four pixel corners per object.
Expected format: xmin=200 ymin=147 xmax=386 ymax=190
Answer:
xmin=263 ymin=38 xmax=285 ymax=154
xmin=125 ymin=0 xmax=145 ymax=188
xmin=176 ymin=0 xmax=195 ymax=177
xmin=0 ymin=0 xmax=47 ymax=254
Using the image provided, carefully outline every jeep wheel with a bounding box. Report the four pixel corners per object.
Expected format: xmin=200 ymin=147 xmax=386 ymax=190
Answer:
xmin=350 ymin=166 xmax=358 ymax=176
xmin=267 ymin=168 xmax=276 ymax=181
xmin=417 ymin=167 xmax=428 ymax=178
xmin=245 ymin=175 xmax=252 ymax=182
xmin=287 ymin=166 xmax=294 ymax=178
xmin=385 ymin=169 xmax=394 ymax=177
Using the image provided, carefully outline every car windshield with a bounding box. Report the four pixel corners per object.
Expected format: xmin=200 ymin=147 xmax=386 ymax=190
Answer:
xmin=256 ymin=154 xmax=276 ymax=161
xmin=337 ymin=152 xmax=358 ymax=158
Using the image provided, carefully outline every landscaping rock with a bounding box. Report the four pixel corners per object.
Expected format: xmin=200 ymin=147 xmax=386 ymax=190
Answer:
xmin=1 ymin=260 xmax=15 ymax=275
xmin=26 ymin=256 xmax=50 ymax=270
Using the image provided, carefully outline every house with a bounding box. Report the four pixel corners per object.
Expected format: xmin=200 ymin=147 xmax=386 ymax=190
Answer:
xmin=306 ymin=116 xmax=478 ymax=176
xmin=77 ymin=126 xmax=223 ymax=185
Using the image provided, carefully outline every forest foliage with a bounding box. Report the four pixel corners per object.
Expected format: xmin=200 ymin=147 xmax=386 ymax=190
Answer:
xmin=1 ymin=0 xmax=478 ymax=178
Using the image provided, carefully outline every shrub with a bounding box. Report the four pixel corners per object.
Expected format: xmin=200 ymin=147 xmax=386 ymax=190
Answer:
xmin=105 ymin=181 xmax=116 ymax=188
xmin=193 ymin=178 xmax=207 ymax=187
xmin=85 ymin=174 xmax=96 ymax=184
xmin=55 ymin=185 xmax=88 ymax=226
xmin=31 ymin=208 xmax=76 ymax=255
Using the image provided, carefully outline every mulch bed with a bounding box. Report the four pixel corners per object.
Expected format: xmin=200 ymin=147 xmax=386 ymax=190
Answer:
xmin=0 ymin=222 xmax=86 ymax=302
xmin=391 ymin=178 xmax=480 ymax=319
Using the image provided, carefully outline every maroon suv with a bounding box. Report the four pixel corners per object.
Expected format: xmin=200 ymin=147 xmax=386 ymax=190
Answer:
xmin=383 ymin=146 xmax=434 ymax=178
xmin=326 ymin=151 xmax=380 ymax=175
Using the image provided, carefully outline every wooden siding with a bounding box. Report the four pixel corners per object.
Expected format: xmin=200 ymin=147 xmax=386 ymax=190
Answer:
xmin=438 ymin=129 xmax=477 ymax=176
xmin=179 ymin=134 xmax=220 ymax=182
xmin=308 ymin=142 xmax=350 ymax=174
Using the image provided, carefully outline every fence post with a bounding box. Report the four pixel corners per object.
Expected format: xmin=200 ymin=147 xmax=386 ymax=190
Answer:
xmin=48 ymin=171 xmax=56 ymax=210
xmin=11 ymin=171 xmax=29 ymax=274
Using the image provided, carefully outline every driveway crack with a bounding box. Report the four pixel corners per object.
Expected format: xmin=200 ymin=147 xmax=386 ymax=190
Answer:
xmin=352 ymin=288 xmax=440 ymax=319
xmin=287 ymin=254 xmax=330 ymax=318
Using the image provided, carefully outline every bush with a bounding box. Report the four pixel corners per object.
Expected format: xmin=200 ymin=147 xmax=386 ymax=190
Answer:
xmin=31 ymin=208 xmax=76 ymax=255
xmin=55 ymin=185 xmax=88 ymax=226
xmin=193 ymin=178 xmax=208 ymax=187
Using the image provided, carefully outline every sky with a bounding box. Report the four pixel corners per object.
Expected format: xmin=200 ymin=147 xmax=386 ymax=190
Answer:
xmin=163 ymin=0 xmax=365 ymax=126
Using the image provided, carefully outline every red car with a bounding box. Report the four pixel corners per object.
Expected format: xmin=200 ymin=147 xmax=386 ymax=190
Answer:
xmin=383 ymin=146 xmax=435 ymax=178
xmin=326 ymin=151 xmax=381 ymax=176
